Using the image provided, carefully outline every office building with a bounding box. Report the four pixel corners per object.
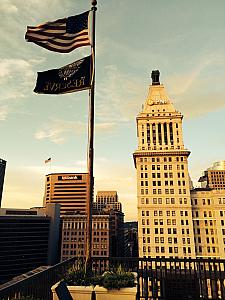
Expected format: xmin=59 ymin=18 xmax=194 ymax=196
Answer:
xmin=43 ymin=173 xmax=88 ymax=216
xmin=94 ymin=191 xmax=124 ymax=256
xmin=0 ymin=204 xmax=60 ymax=284
xmin=133 ymin=71 xmax=195 ymax=258
xmin=61 ymin=190 xmax=124 ymax=260
xmin=0 ymin=159 xmax=6 ymax=207
xmin=61 ymin=213 xmax=110 ymax=261
xmin=94 ymin=191 xmax=122 ymax=212
xmin=198 ymin=161 xmax=225 ymax=189
xmin=191 ymin=188 xmax=225 ymax=258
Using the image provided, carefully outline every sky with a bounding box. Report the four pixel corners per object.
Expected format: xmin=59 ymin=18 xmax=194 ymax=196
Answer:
xmin=0 ymin=0 xmax=225 ymax=221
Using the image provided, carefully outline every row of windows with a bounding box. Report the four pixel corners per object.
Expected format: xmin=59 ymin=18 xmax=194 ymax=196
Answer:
xmin=141 ymin=188 xmax=187 ymax=195
xmin=192 ymin=198 xmax=212 ymax=205
xmin=141 ymin=111 xmax=174 ymax=117
xmin=142 ymin=210 xmax=189 ymax=217
xmin=140 ymin=164 xmax=185 ymax=171
xmin=194 ymin=237 xmax=216 ymax=244
xmin=62 ymin=250 xmax=108 ymax=256
xmin=62 ymin=250 xmax=83 ymax=256
xmin=63 ymin=222 xmax=108 ymax=230
xmin=210 ymin=172 xmax=225 ymax=176
xmin=140 ymin=145 xmax=182 ymax=151
xmin=192 ymin=211 xmax=213 ymax=218
xmin=142 ymin=246 xmax=192 ymax=254
xmin=194 ymin=228 xmax=215 ymax=235
xmin=155 ymin=237 xmax=179 ymax=244
xmin=139 ymin=157 xmax=185 ymax=163
xmin=142 ymin=218 xmax=190 ymax=226
xmin=93 ymin=244 xmax=108 ymax=249
xmin=141 ymin=180 xmax=186 ymax=186
xmin=93 ymin=250 xmax=107 ymax=256
xmin=63 ymin=231 xmax=85 ymax=237
xmin=140 ymin=197 xmax=188 ymax=205
xmin=63 ymin=243 xmax=84 ymax=249
xmin=93 ymin=238 xmax=108 ymax=242
xmin=140 ymin=173 xmax=186 ymax=180
xmin=63 ymin=237 xmax=84 ymax=242
xmin=142 ymin=227 xmax=190 ymax=235
xmin=93 ymin=231 xmax=108 ymax=236
xmin=143 ymin=237 xmax=191 ymax=245
xmin=196 ymin=246 xmax=218 ymax=254
xmin=141 ymin=138 xmax=180 ymax=145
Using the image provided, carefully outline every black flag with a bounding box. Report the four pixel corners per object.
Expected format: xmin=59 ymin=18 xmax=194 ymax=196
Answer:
xmin=34 ymin=55 xmax=92 ymax=94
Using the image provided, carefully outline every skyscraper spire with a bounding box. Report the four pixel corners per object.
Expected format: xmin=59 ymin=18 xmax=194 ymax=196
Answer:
xmin=151 ymin=70 xmax=160 ymax=85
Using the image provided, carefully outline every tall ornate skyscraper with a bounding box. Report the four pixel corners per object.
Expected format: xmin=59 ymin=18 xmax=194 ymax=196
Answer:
xmin=133 ymin=71 xmax=195 ymax=258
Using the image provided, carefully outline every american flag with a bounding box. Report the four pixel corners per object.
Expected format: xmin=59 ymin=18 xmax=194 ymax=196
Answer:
xmin=45 ymin=158 xmax=51 ymax=164
xmin=25 ymin=11 xmax=91 ymax=53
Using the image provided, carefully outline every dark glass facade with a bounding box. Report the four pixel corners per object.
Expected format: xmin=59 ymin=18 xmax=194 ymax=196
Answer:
xmin=0 ymin=216 xmax=50 ymax=284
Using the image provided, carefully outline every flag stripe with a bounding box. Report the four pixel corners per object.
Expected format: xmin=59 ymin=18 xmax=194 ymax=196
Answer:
xmin=27 ymin=25 xmax=66 ymax=32
xmin=33 ymin=39 xmax=90 ymax=53
xmin=30 ymin=35 xmax=89 ymax=46
xmin=28 ymin=18 xmax=67 ymax=30
xmin=27 ymin=23 xmax=66 ymax=32
xmin=26 ymin=29 xmax=89 ymax=41
xmin=25 ymin=11 xmax=91 ymax=53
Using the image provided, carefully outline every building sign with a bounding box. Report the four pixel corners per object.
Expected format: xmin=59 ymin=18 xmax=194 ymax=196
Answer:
xmin=58 ymin=175 xmax=82 ymax=180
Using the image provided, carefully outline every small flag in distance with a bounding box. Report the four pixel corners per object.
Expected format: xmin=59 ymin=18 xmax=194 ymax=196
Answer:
xmin=34 ymin=55 xmax=92 ymax=94
xmin=25 ymin=11 xmax=90 ymax=53
xmin=45 ymin=158 xmax=51 ymax=164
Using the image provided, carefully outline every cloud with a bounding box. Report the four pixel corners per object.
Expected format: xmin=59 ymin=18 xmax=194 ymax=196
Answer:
xmin=34 ymin=118 xmax=118 ymax=144
xmin=168 ymin=53 xmax=223 ymax=97
xmin=0 ymin=58 xmax=34 ymax=83
xmin=0 ymin=58 xmax=40 ymax=118
xmin=165 ymin=52 xmax=225 ymax=118
xmin=96 ymin=122 xmax=116 ymax=131
xmin=35 ymin=127 xmax=66 ymax=145
xmin=34 ymin=119 xmax=86 ymax=144
xmin=96 ymin=65 xmax=146 ymax=123
xmin=0 ymin=105 xmax=9 ymax=121
xmin=0 ymin=0 xmax=18 ymax=13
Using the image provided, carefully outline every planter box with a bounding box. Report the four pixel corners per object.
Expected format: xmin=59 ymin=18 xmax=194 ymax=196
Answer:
xmin=94 ymin=285 xmax=137 ymax=300
xmin=52 ymin=283 xmax=94 ymax=300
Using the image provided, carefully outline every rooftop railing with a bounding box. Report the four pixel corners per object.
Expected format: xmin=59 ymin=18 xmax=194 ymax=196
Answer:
xmin=1 ymin=257 xmax=225 ymax=300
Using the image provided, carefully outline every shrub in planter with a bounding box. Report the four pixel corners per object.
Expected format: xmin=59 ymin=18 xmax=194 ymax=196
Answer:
xmin=100 ymin=267 xmax=135 ymax=290
xmin=64 ymin=263 xmax=135 ymax=290
xmin=63 ymin=263 xmax=101 ymax=287
xmin=53 ymin=264 xmax=136 ymax=300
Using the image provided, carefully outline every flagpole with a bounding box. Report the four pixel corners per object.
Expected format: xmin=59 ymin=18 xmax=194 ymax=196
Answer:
xmin=86 ymin=0 xmax=97 ymax=274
